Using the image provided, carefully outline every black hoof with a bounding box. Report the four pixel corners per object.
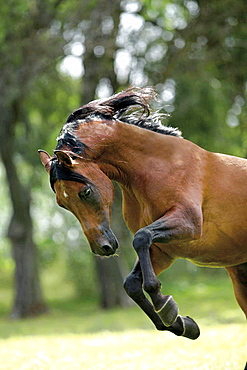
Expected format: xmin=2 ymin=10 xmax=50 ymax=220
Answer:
xmin=177 ymin=315 xmax=200 ymax=340
xmin=155 ymin=295 xmax=179 ymax=326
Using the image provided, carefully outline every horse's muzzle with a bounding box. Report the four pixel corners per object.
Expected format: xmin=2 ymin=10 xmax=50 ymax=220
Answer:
xmin=85 ymin=225 xmax=119 ymax=256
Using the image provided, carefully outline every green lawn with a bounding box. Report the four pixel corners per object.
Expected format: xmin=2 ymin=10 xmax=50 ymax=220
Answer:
xmin=0 ymin=270 xmax=246 ymax=370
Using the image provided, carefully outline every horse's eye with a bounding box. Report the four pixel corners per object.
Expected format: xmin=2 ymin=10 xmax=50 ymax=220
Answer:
xmin=79 ymin=186 xmax=92 ymax=200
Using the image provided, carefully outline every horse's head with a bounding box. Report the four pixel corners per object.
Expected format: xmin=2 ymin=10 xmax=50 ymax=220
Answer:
xmin=39 ymin=150 xmax=119 ymax=256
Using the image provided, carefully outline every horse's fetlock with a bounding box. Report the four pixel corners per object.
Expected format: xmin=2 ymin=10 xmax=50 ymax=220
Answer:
xmin=156 ymin=295 xmax=179 ymax=327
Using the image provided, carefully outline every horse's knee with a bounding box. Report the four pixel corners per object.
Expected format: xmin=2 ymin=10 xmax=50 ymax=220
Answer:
xmin=143 ymin=278 xmax=161 ymax=295
xmin=123 ymin=274 xmax=142 ymax=299
xmin=133 ymin=228 xmax=152 ymax=252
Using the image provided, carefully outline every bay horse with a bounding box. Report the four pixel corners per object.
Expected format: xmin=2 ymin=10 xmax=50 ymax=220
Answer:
xmin=39 ymin=87 xmax=247 ymax=340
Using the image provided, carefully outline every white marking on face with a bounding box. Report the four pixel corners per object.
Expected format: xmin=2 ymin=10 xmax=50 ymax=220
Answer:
xmin=63 ymin=191 xmax=69 ymax=198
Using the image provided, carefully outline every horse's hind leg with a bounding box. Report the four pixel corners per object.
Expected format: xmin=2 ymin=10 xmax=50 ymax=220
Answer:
xmin=226 ymin=263 xmax=247 ymax=319
xmin=124 ymin=260 xmax=200 ymax=339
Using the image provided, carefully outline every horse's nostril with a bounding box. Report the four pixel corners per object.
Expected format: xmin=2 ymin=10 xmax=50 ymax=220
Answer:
xmin=101 ymin=244 xmax=115 ymax=256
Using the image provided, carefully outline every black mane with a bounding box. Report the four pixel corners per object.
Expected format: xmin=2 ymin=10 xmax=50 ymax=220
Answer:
xmin=56 ymin=87 xmax=182 ymax=154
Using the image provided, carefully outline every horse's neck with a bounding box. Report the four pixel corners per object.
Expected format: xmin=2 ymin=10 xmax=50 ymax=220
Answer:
xmin=77 ymin=119 xmax=177 ymax=186
xmin=92 ymin=121 xmax=172 ymax=187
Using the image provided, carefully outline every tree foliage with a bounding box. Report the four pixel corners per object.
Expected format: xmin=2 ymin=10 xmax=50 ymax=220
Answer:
xmin=116 ymin=0 xmax=247 ymax=154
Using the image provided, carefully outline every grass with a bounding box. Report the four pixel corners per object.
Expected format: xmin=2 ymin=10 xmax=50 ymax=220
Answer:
xmin=0 ymin=267 xmax=246 ymax=370
xmin=0 ymin=325 xmax=246 ymax=370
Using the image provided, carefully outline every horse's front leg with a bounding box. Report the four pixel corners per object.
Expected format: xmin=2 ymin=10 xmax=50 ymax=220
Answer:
xmin=123 ymin=260 xmax=168 ymax=330
xmin=132 ymin=209 xmax=202 ymax=331
xmin=133 ymin=230 xmax=179 ymax=326
xmin=124 ymin=260 xmax=200 ymax=339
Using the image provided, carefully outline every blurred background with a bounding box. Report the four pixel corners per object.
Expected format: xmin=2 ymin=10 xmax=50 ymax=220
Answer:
xmin=0 ymin=0 xmax=246 ymax=323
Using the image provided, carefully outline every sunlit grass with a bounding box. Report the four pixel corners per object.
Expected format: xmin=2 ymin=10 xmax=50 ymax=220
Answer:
xmin=0 ymin=325 xmax=246 ymax=370
xmin=0 ymin=264 xmax=246 ymax=369
xmin=0 ymin=300 xmax=246 ymax=369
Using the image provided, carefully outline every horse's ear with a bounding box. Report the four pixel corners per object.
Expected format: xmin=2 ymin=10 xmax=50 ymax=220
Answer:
xmin=54 ymin=150 xmax=74 ymax=168
xmin=39 ymin=150 xmax=52 ymax=173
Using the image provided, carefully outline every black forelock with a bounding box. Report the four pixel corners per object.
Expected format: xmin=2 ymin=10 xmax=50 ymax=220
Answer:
xmin=50 ymin=159 xmax=91 ymax=192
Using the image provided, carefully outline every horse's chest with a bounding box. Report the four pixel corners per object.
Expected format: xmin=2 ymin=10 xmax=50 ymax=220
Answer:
xmin=124 ymin=207 xmax=153 ymax=234
xmin=122 ymin=191 xmax=154 ymax=232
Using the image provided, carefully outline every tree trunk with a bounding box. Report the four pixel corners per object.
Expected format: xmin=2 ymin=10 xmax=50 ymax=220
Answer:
xmin=95 ymin=256 xmax=131 ymax=308
xmin=0 ymin=107 xmax=47 ymax=318
xmin=8 ymin=213 xmax=47 ymax=318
